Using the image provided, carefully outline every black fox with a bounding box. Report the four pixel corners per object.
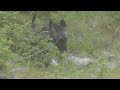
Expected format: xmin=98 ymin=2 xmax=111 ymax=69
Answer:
xmin=48 ymin=19 xmax=67 ymax=52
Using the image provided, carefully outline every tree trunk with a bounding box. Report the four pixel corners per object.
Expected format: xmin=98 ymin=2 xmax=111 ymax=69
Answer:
xmin=31 ymin=11 xmax=37 ymax=31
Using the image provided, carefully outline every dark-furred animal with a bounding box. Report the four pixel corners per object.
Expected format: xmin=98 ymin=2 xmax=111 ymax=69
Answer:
xmin=48 ymin=19 xmax=67 ymax=52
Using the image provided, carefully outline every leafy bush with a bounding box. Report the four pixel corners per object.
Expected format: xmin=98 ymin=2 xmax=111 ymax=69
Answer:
xmin=0 ymin=12 xmax=61 ymax=68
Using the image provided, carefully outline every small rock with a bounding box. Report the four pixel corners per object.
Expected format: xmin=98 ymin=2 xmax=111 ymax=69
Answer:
xmin=68 ymin=55 xmax=93 ymax=66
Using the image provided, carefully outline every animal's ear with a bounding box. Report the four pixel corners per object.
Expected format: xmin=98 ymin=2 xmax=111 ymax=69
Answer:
xmin=60 ymin=19 xmax=66 ymax=27
xmin=49 ymin=21 xmax=54 ymax=29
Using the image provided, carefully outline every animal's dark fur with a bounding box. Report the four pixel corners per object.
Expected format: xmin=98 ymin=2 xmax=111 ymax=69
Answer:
xmin=48 ymin=19 xmax=67 ymax=52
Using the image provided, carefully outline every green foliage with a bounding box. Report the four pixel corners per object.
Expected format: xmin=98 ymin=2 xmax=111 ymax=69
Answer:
xmin=106 ymin=11 xmax=120 ymax=24
xmin=0 ymin=11 xmax=62 ymax=67
xmin=0 ymin=60 xmax=7 ymax=70
xmin=1 ymin=11 xmax=120 ymax=78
